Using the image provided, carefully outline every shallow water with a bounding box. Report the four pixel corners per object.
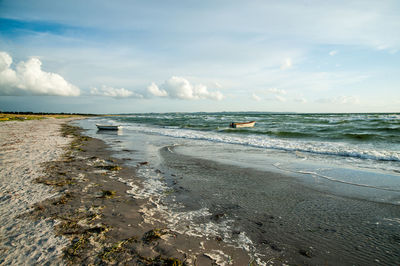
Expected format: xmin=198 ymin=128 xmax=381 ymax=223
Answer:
xmin=76 ymin=113 xmax=400 ymax=265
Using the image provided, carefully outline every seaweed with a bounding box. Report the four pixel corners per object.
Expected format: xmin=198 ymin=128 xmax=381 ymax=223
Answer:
xmin=36 ymin=177 xmax=76 ymax=187
xmin=27 ymin=122 xmax=190 ymax=265
xmin=140 ymin=255 xmax=184 ymax=266
xmin=99 ymin=190 xmax=116 ymax=199
xmin=65 ymin=236 xmax=89 ymax=260
xmin=53 ymin=192 xmax=73 ymax=205
xmin=99 ymin=237 xmax=137 ymax=262
xmin=97 ymin=165 xmax=122 ymax=171
xmin=142 ymin=229 xmax=165 ymax=244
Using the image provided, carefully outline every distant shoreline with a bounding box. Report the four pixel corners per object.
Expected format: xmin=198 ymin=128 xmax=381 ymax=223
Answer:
xmin=1 ymin=111 xmax=399 ymax=116
xmin=0 ymin=111 xmax=99 ymax=116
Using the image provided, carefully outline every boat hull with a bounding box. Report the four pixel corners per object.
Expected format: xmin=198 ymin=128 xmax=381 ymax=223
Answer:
xmin=96 ymin=125 xmax=121 ymax=130
xmin=230 ymin=121 xmax=255 ymax=128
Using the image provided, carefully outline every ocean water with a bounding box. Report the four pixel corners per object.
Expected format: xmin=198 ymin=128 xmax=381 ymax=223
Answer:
xmin=77 ymin=113 xmax=400 ymax=265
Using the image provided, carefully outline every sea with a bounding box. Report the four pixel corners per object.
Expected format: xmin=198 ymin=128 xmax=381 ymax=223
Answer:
xmin=76 ymin=112 xmax=400 ymax=265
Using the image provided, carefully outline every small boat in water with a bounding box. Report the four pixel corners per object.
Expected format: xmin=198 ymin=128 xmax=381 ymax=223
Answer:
xmin=229 ymin=121 xmax=256 ymax=128
xmin=96 ymin=124 xmax=121 ymax=130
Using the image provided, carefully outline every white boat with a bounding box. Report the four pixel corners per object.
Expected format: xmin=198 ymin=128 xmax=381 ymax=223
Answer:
xmin=96 ymin=124 xmax=121 ymax=130
xmin=229 ymin=121 xmax=256 ymax=128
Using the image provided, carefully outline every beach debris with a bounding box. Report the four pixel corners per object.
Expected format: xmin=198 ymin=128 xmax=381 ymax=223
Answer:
xmin=53 ymin=192 xmax=73 ymax=205
xmin=68 ymin=236 xmax=87 ymax=256
xmin=142 ymin=228 xmax=166 ymax=243
xmin=57 ymin=220 xmax=102 ymax=235
xmin=299 ymin=248 xmax=313 ymax=258
xmin=100 ymin=238 xmax=135 ymax=262
xmin=140 ymin=256 xmax=184 ymax=265
xmin=96 ymin=164 xmax=122 ymax=171
xmin=98 ymin=190 xmax=116 ymax=199
xmin=36 ymin=174 xmax=76 ymax=187
xmin=215 ymin=236 xmax=223 ymax=242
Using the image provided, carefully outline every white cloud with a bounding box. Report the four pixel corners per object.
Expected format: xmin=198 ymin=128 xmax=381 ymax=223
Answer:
xmin=275 ymin=95 xmax=287 ymax=102
xmin=252 ymin=93 xmax=261 ymax=101
xmin=148 ymin=76 xmax=224 ymax=100
xmin=316 ymin=95 xmax=360 ymax=105
xmin=90 ymin=85 xmax=142 ymax=98
xmin=147 ymin=82 xmax=168 ymax=97
xmin=0 ymin=51 xmax=80 ymax=96
xmin=267 ymin=88 xmax=287 ymax=95
xmin=280 ymin=58 xmax=292 ymax=70
xmin=329 ymin=50 xmax=338 ymax=56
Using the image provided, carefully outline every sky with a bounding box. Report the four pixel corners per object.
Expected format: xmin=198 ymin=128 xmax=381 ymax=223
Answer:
xmin=0 ymin=0 xmax=399 ymax=113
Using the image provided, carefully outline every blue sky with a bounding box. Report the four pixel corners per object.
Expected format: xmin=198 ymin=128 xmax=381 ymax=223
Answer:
xmin=0 ymin=0 xmax=399 ymax=113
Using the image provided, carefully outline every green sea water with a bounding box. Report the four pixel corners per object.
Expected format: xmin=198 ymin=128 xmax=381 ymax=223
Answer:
xmin=113 ymin=112 xmax=400 ymax=162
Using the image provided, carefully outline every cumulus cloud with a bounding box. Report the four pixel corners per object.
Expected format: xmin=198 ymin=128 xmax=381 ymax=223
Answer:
xmin=0 ymin=51 xmax=80 ymax=96
xmin=147 ymin=76 xmax=224 ymax=100
xmin=90 ymin=86 xmax=143 ymax=99
xmin=147 ymin=82 xmax=167 ymax=97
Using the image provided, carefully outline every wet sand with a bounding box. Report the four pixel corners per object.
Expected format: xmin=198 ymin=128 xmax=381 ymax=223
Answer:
xmin=1 ymin=119 xmax=251 ymax=265
xmin=160 ymin=145 xmax=400 ymax=265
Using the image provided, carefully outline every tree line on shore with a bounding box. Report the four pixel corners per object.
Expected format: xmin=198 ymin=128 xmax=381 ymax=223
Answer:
xmin=0 ymin=111 xmax=98 ymax=116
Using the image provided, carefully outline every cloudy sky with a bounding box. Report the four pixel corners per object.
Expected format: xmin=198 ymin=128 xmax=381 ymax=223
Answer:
xmin=0 ymin=0 xmax=399 ymax=113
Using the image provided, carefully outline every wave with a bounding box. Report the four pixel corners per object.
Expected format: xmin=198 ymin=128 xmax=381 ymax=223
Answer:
xmin=272 ymin=163 xmax=400 ymax=193
xmin=123 ymin=123 xmax=400 ymax=162
xmin=219 ymin=128 xmax=314 ymax=138
xmin=343 ymin=133 xmax=377 ymax=141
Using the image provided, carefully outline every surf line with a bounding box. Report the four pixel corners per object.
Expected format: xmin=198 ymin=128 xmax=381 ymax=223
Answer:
xmin=273 ymin=163 xmax=400 ymax=193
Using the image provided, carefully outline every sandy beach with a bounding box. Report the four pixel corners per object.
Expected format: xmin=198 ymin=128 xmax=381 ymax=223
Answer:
xmin=1 ymin=116 xmax=400 ymax=265
xmin=0 ymin=118 xmax=253 ymax=265
xmin=0 ymin=118 xmax=75 ymax=265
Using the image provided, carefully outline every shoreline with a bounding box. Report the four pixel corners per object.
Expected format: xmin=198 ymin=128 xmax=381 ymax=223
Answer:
xmin=2 ymin=117 xmax=400 ymax=265
xmin=2 ymin=119 xmax=252 ymax=265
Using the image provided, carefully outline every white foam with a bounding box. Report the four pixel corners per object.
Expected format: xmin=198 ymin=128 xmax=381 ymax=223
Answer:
xmin=204 ymin=250 xmax=233 ymax=265
xmin=119 ymin=164 xmax=259 ymax=261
